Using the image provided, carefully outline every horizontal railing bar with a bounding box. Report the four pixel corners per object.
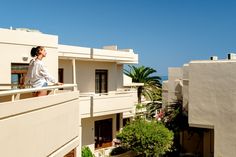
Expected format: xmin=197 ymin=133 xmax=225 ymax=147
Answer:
xmin=0 ymin=84 xmax=77 ymax=97
xmin=79 ymin=90 xmax=136 ymax=97
xmin=0 ymin=84 xmax=31 ymax=86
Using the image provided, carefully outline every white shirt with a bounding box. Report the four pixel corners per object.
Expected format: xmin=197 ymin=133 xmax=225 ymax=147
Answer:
xmin=25 ymin=59 xmax=56 ymax=88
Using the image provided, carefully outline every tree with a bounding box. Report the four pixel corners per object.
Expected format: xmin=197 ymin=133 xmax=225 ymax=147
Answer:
xmin=146 ymin=101 xmax=162 ymax=120
xmin=124 ymin=65 xmax=162 ymax=104
xmin=160 ymin=100 xmax=188 ymax=156
xmin=82 ymin=146 xmax=94 ymax=157
xmin=117 ymin=118 xmax=173 ymax=157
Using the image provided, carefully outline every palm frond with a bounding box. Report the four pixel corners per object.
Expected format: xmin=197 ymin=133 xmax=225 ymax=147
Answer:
xmin=124 ymin=65 xmax=162 ymax=103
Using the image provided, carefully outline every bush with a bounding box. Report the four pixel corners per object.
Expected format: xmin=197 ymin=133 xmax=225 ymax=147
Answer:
xmin=110 ymin=147 xmax=129 ymax=156
xmin=117 ymin=118 xmax=173 ymax=157
xmin=82 ymin=146 xmax=94 ymax=157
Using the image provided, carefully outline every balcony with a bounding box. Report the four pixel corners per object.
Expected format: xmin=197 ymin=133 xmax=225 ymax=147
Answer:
xmin=92 ymin=48 xmax=138 ymax=64
xmin=58 ymin=45 xmax=138 ymax=64
xmin=79 ymin=90 xmax=137 ymax=118
xmin=0 ymin=84 xmax=80 ymax=157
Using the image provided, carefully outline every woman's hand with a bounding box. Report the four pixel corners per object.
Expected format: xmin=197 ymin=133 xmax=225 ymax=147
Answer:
xmin=55 ymin=82 xmax=63 ymax=85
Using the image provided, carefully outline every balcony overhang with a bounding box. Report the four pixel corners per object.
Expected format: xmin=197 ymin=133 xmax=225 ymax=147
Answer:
xmin=123 ymin=82 xmax=144 ymax=87
xmin=0 ymin=28 xmax=58 ymax=48
xmin=58 ymin=44 xmax=138 ymax=64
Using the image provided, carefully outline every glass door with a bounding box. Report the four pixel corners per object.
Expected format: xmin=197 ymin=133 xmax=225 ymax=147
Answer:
xmin=95 ymin=70 xmax=108 ymax=93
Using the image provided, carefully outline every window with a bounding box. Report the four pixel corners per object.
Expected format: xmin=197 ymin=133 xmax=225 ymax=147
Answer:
xmin=11 ymin=63 xmax=29 ymax=89
xmin=95 ymin=70 xmax=108 ymax=93
xmin=58 ymin=68 xmax=64 ymax=90
xmin=58 ymin=68 xmax=64 ymax=83
xmin=95 ymin=118 xmax=113 ymax=149
xmin=116 ymin=113 xmax=120 ymax=131
xmin=123 ymin=118 xmax=130 ymax=127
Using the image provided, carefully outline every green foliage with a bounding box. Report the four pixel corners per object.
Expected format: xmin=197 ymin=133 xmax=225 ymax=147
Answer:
xmin=124 ymin=65 xmax=161 ymax=86
xmin=136 ymin=103 xmax=144 ymax=110
xmin=117 ymin=118 xmax=174 ymax=157
xmin=161 ymin=100 xmax=188 ymax=156
xmin=110 ymin=147 xmax=129 ymax=156
xmin=124 ymin=65 xmax=162 ymax=103
xmin=146 ymin=101 xmax=162 ymax=119
xmin=162 ymin=100 xmax=188 ymax=133
xmin=82 ymin=146 xmax=94 ymax=157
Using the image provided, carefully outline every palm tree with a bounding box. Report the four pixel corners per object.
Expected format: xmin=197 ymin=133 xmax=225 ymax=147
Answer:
xmin=124 ymin=65 xmax=162 ymax=104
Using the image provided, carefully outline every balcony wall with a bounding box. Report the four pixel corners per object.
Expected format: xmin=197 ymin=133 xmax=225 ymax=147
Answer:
xmin=0 ymin=28 xmax=58 ymax=48
xmin=58 ymin=44 xmax=91 ymax=59
xmin=0 ymin=89 xmax=80 ymax=157
xmin=58 ymin=45 xmax=138 ymax=64
xmin=92 ymin=48 xmax=138 ymax=63
xmin=80 ymin=91 xmax=136 ymax=118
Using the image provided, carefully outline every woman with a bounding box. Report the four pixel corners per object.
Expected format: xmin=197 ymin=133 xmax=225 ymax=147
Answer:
xmin=25 ymin=46 xmax=62 ymax=96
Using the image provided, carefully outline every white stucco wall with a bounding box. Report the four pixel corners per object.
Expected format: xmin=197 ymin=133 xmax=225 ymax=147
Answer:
xmin=0 ymin=91 xmax=80 ymax=157
xmin=59 ymin=60 xmax=121 ymax=93
xmin=167 ymin=67 xmax=183 ymax=104
xmin=162 ymin=80 xmax=169 ymax=107
xmin=116 ymin=64 xmax=124 ymax=89
xmin=77 ymin=61 xmax=117 ymax=93
xmin=59 ymin=59 xmax=73 ymax=84
xmin=188 ymin=60 xmax=236 ymax=157
xmin=182 ymin=64 xmax=189 ymax=109
xmin=0 ymin=29 xmax=58 ymax=84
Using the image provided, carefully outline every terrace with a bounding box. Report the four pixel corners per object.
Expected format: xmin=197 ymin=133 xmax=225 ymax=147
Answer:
xmin=79 ymin=89 xmax=137 ymax=118
xmin=0 ymin=84 xmax=80 ymax=157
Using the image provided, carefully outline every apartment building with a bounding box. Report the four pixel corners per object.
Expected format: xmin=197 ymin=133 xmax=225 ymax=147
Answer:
xmin=163 ymin=54 xmax=236 ymax=157
xmin=0 ymin=28 xmax=138 ymax=157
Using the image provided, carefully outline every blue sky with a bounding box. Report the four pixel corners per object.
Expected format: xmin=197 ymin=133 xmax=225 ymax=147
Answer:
xmin=1 ymin=0 xmax=236 ymax=75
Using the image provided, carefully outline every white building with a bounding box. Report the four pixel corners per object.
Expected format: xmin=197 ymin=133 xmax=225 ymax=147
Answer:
xmin=163 ymin=54 xmax=236 ymax=157
xmin=0 ymin=28 xmax=139 ymax=157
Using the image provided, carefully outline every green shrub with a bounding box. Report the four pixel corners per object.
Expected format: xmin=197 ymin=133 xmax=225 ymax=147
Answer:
xmin=82 ymin=146 xmax=94 ymax=157
xmin=117 ymin=118 xmax=173 ymax=157
xmin=110 ymin=146 xmax=129 ymax=156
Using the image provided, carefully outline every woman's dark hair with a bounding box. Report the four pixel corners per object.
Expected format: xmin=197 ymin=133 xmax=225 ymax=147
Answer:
xmin=30 ymin=46 xmax=44 ymax=57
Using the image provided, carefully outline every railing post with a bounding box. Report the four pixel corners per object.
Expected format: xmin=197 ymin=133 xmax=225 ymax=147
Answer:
xmin=53 ymin=89 xmax=56 ymax=95
xmin=11 ymin=94 xmax=15 ymax=102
